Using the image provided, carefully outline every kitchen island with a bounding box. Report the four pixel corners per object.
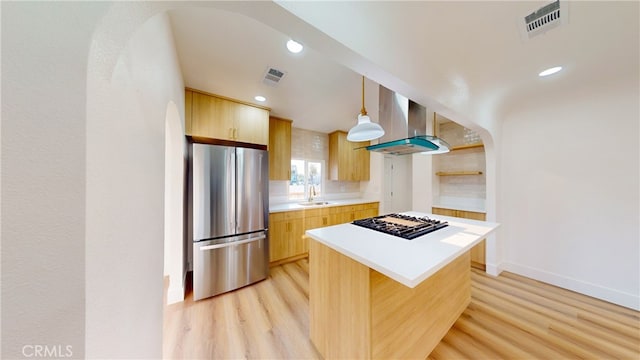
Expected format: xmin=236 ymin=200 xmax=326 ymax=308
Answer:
xmin=305 ymin=211 xmax=499 ymax=359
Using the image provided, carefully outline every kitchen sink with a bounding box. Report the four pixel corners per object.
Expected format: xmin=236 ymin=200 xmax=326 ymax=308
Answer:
xmin=298 ymin=201 xmax=331 ymax=206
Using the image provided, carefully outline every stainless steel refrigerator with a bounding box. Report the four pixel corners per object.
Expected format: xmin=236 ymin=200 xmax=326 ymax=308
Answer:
xmin=188 ymin=142 xmax=269 ymax=301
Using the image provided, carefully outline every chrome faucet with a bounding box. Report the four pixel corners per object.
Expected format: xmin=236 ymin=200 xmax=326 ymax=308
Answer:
xmin=308 ymin=185 xmax=316 ymax=202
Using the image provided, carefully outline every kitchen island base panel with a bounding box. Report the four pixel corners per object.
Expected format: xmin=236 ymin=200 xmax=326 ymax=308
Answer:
xmin=309 ymin=238 xmax=371 ymax=359
xmin=309 ymin=239 xmax=471 ymax=359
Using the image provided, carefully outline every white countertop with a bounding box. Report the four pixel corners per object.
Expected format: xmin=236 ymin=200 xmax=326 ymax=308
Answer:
xmin=269 ymin=198 xmax=379 ymax=213
xmin=305 ymin=211 xmax=499 ymax=288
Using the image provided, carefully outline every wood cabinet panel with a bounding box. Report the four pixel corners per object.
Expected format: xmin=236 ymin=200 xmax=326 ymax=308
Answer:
xmin=335 ymin=203 xmax=379 ymax=224
xmin=191 ymin=91 xmax=235 ymax=140
xmin=187 ymin=88 xmax=269 ymax=145
xmin=235 ymin=105 xmax=269 ymax=145
xmin=305 ymin=214 xmax=330 ymax=230
xmin=353 ymin=139 xmax=370 ymax=181
xmin=457 ymin=210 xmax=486 ymax=221
xmin=268 ymin=117 xmax=292 ymax=180
xmin=185 ymin=89 xmax=193 ymax=134
xmin=371 ymin=252 xmax=470 ymax=359
xmin=329 ymin=131 xmax=370 ymax=181
xmin=310 ymin=240 xmax=470 ymax=359
xmin=310 ymin=240 xmax=372 ymax=359
xmin=356 ymin=207 xmax=378 ymax=220
xmin=269 ymin=220 xmax=289 ymax=262
xmin=288 ymin=219 xmax=305 ymax=256
xmin=432 ymin=207 xmax=457 ymax=217
xmin=269 ymin=215 xmax=304 ymax=263
xmin=432 ymin=207 xmax=486 ymax=269
xmin=269 ymin=202 xmax=379 ymax=266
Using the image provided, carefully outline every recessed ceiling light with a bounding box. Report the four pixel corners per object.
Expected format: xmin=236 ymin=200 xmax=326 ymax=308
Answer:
xmin=539 ymin=66 xmax=562 ymax=77
xmin=254 ymin=95 xmax=266 ymax=102
xmin=286 ymin=39 xmax=303 ymax=54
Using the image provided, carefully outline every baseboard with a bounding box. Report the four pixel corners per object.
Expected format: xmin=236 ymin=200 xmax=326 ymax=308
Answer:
xmin=167 ymin=285 xmax=184 ymax=304
xmin=269 ymin=253 xmax=309 ymax=268
xmin=485 ymin=262 xmax=504 ymax=277
xmin=165 ymin=270 xmax=188 ymax=305
xmin=502 ymin=262 xmax=640 ymax=311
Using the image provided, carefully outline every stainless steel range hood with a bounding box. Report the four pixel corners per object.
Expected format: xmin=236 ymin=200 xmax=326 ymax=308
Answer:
xmin=366 ymin=86 xmax=449 ymax=155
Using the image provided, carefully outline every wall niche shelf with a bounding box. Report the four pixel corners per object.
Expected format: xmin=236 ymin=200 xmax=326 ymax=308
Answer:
xmin=432 ymin=113 xmax=486 ymax=214
xmin=436 ymin=171 xmax=483 ymax=176
xmin=450 ymin=143 xmax=484 ymax=151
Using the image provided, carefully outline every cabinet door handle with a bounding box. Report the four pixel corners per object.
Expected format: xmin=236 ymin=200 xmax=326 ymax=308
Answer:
xmin=233 ymin=128 xmax=238 ymax=139
xmin=322 ymin=217 xmax=327 ymax=225
xmin=199 ymin=235 xmax=265 ymax=251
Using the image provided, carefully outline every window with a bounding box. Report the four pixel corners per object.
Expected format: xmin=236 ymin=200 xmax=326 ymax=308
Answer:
xmin=290 ymin=159 xmax=323 ymax=200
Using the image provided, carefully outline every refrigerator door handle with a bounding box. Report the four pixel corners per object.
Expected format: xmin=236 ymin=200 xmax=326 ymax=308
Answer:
xmin=199 ymin=235 xmax=266 ymax=251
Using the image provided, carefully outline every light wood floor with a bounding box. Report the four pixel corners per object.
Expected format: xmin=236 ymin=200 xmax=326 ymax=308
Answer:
xmin=163 ymin=259 xmax=640 ymax=359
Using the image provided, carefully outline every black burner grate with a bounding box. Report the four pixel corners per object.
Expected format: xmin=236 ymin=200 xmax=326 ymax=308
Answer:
xmin=352 ymin=213 xmax=448 ymax=240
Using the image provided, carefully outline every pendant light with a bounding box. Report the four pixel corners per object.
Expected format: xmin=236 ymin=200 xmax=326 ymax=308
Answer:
xmin=347 ymin=76 xmax=385 ymax=142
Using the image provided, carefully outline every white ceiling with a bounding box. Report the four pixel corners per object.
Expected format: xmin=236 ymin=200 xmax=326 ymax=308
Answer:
xmin=168 ymin=1 xmax=639 ymax=135
xmin=169 ymin=6 xmax=378 ymax=134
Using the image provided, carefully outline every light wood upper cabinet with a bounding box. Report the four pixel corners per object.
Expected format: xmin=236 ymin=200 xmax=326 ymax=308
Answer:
xmin=269 ymin=116 xmax=292 ymax=181
xmin=191 ymin=92 xmax=235 ymax=140
xmin=185 ymin=89 xmax=193 ymax=134
xmin=185 ymin=88 xmax=269 ymax=145
xmin=329 ymin=131 xmax=370 ymax=181
xmin=235 ymin=105 xmax=269 ymax=145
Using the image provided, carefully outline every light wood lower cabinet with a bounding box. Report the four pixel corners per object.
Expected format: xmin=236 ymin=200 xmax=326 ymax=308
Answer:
xmin=357 ymin=203 xmax=379 ymax=220
xmin=304 ymin=208 xmax=331 ymax=232
xmin=269 ymin=210 xmax=304 ymax=264
xmin=269 ymin=202 xmax=379 ymax=265
xmin=432 ymin=207 xmax=486 ymax=270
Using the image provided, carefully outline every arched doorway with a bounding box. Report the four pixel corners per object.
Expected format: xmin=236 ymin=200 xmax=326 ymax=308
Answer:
xmin=86 ymin=8 xmax=185 ymax=358
xmin=84 ymin=3 xmax=501 ymax=358
xmin=164 ymin=101 xmax=185 ymax=304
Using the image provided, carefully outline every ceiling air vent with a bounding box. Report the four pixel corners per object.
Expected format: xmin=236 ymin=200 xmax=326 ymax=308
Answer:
xmin=262 ymin=67 xmax=287 ymax=87
xmin=519 ymin=0 xmax=568 ymax=40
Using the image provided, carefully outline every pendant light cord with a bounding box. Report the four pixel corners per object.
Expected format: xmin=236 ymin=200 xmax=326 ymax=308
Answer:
xmin=360 ymin=75 xmax=367 ymax=116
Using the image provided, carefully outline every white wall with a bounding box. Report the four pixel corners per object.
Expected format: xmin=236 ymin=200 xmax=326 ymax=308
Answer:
xmin=383 ymin=155 xmax=413 ymax=213
xmin=360 ymin=152 xmax=384 ymax=203
xmin=2 ymin=2 xmax=637 ymax=360
xmin=3 ymin=2 xmax=389 ymax=358
xmin=2 ymin=2 xmax=110 ymax=358
xmin=164 ymin=101 xmax=186 ymax=304
xmin=85 ymin=9 xmax=185 ymax=358
xmin=412 ymin=154 xmax=433 ymax=213
xmin=500 ymin=81 xmax=639 ymax=309
xmin=2 ymin=2 xmax=188 ymax=356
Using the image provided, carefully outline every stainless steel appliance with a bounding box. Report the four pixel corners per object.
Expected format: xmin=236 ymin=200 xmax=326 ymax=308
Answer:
xmin=188 ymin=142 xmax=269 ymax=301
xmin=352 ymin=214 xmax=448 ymax=239
xmin=365 ymin=85 xmax=450 ymax=155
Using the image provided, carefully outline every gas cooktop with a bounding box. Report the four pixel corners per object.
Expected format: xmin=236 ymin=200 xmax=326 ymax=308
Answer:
xmin=352 ymin=213 xmax=448 ymax=240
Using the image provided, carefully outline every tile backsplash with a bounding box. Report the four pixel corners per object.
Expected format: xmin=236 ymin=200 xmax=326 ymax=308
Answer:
xmin=269 ymin=127 xmax=361 ymax=204
xmin=291 ymin=127 xmax=326 ymax=160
